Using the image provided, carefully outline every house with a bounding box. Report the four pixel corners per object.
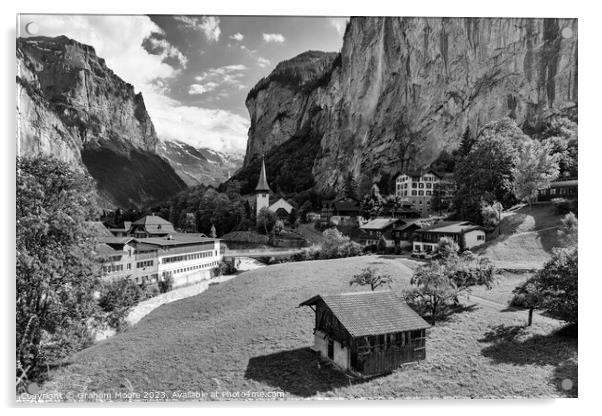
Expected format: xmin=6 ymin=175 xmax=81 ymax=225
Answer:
xmin=107 ymin=221 xmax=132 ymax=237
xmin=321 ymin=197 xmax=362 ymax=226
xmin=394 ymin=170 xmax=455 ymax=216
xmin=412 ymin=221 xmax=485 ymax=254
xmin=359 ymin=217 xmax=402 ymax=247
xmin=129 ymin=214 xmax=175 ymax=238
xmin=537 ymin=179 xmax=578 ymax=202
xmin=299 ymin=291 xmax=430 ymax=377
xmin=269 ymin=198 xmax=294 ymax=218
xmin=391 ymin=220 xmax=422 ymax=249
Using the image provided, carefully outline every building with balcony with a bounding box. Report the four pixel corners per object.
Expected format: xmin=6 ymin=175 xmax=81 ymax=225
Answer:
xmin=412 ymin=221 xmax=485 ymax=254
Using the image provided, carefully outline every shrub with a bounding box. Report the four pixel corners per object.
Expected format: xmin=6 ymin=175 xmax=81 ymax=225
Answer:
xmin=98 ymin=278 xmax=146 ymax=331
xmin=215 ymin=261 xmax=237 ymax=276
xmin=158 ymin=274 xmax=174 ymax=294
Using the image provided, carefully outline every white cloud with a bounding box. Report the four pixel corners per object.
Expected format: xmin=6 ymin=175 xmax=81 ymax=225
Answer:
xmin=19 ymin=15 xmax=247 ymax=153
xmin=146 ymin=36 xmax=188 ymax=69
xmin=174 ymin=16 xmax=221 ymax=42
xmin=257 ymin=57 xmax=271 ymax=68
xmin=188 ymin=82 xmax=219 ymax=95
xmin=193 ymin=64 xmax=247 ymax=92
xmin=262 ymin=33 xmax=285 ymax=43
xmin=329 ymin=18 xmax=349 ymax=35
xmin=229 ymin=33 xmax=244 ymax=41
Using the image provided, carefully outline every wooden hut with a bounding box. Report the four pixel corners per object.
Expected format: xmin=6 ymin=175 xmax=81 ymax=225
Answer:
xmin=299 ymin=291 xmax=430 ymax=377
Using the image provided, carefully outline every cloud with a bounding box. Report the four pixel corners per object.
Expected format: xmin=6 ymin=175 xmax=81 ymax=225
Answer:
xmin=262 ymin=33 xmax=285 ymax=43
xmin=193 ymin=64 xmax=247 ymax=91
xmin=329 ymin=18 xmax=349 ymax=35
xmin=229 ymin=33 xmax=244 ymax=41
xmin=257 ymin=57 xmax=271 ymax=68
xmin=19 ymin=15 xmax=247 ymax=153
xmin=143 ymin=34 xmax=188 ymax=69
xmin=174 ymin=16 xmax=221 ymax=42
xmin=188 ymin=82 xmax=219 ymax=95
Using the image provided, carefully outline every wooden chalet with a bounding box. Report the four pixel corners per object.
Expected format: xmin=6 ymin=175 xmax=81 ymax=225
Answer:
xmin=537 ymin=179 xmax=578 ymax=202
xmin=299 ymin=291 xmax=430 ymax=377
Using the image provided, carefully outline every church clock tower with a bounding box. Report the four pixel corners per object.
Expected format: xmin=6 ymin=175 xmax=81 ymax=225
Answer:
xmin=255 ymin=157 xmax=271 ymax=217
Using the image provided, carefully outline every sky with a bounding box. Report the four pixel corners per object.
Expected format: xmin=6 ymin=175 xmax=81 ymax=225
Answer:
xmin=17 ymin=15 xmax=348 ymax=154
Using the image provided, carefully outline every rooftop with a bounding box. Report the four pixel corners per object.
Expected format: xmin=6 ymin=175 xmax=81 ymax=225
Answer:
xmin=134 ymin=233 xmax=217 ymax=247
xmin=299 ymin=291 xmax=430 ymax=337
xmin=132 ymin=215 xmax=176 ymax=234
xmin=419 ymin=221 xmax=483 ymax=234
xmin=255 ymin=158 xmax=271 ymax=192
xmin=360 ymin=218 xmax=400 ymax=230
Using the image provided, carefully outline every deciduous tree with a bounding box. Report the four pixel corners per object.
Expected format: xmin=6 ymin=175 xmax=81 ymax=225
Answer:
xmin=349 ymin=267 xmax=392 ymax=291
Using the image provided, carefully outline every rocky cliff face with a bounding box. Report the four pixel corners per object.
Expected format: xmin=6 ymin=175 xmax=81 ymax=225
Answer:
xmin=243 ymin=17 xmax=578 ymax=195
xmin=157 ymin=140 xmax=243 ymax=187
xmin=17 ymin=36 xmax=186 ymax=208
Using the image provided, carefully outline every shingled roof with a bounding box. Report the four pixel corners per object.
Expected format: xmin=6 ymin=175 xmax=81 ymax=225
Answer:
xmin=299 ymin=291 xmax=430 ymax=337
xmin=132 ymin=215 xmax=175 ymax=234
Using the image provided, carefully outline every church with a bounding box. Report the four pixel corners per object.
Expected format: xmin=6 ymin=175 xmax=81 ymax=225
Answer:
xmin=254 ymin=158 xmax=294 ymax=218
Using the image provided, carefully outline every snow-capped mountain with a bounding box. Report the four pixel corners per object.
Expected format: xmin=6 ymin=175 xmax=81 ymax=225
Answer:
xmin=157 ymin=140 xmax=244 ymax=187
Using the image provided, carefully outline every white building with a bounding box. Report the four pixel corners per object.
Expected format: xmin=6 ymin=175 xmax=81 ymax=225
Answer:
xmin=395 ymin=170 xmax=454 ymax=216
xmin=135 ymin=234 xmax=222 ymax=288
xmin=412 ymin=221 xmax=486 ymax=254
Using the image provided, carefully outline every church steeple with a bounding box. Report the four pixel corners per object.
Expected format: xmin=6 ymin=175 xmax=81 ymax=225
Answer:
xmin=255 ymin=157 xmax=271 ymax=193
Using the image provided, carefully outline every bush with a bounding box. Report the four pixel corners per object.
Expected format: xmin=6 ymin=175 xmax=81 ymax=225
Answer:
xmin=553 ymin=198 xmax=578 ymax=216
xmin=158 ymin=274 xmax=174 ymax=294
xmin=98 ymin=278 xmax=146 ymax=331
xmin=215 ymin=261 xmax=237 ymax=276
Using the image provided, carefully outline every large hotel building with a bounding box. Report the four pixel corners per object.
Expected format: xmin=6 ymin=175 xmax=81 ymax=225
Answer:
xmin=94 ymin=214 xmax=222 ymax=288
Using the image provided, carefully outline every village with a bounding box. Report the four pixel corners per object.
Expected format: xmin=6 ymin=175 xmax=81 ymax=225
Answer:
xmin=83 ymin=155 xmax=579 ymax=382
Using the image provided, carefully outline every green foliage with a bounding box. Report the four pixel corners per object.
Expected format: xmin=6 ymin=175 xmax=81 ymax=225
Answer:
xmin=458 ymin=126 xmax=476 ymax=156
xmin=512 ymin=140 xmax=559 ymax=207
xmin=481 ymin=202 xmax=503 ymax=230
xmin=215 ymin=261 xmax=237 ymax=276
xmin=454 ymin=118 xmax=528 ymax=223
xmin=361 ymin=183 xmax=385 ymax=218
xmin=16 ymin=156 xmax=101 ymax=384
xmin=343 ymin=172 xmax=359 ymax=200
xmin=438 ymin=236 xmax=459 ymax=257
xmin=273 ymin=219 xmax=285 ymax=235
xmin=98 ymin=278 xmax=146 ymax=331
xmin=558 ymin=212 xmax=578 ymax=247
xmin=256 ymin=207 xmax=278 ymax=234
xmin=405 ymin=251 xmax=496 ymax=325
xmin=319 ymin=228 xmax=363 ymax=259
xmin=349 ymin=267 xmax=392 ymax=291
xmin=158 ymin=274 xmax=174 ymax=294
xmin=511 ymin=247 xmax=578 ymax=325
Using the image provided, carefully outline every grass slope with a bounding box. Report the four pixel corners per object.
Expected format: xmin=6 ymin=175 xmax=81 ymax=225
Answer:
xmin=41 ymin=256 xmax=576 ymax=401
xmin=478 ymin=203 xmax=569 ymax=269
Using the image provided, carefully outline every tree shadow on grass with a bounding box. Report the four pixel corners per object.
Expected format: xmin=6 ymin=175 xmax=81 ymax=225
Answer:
xmin=479 ymin=324 xmax=578 ymax=397
xmin=245 ymin=347 xmax=364 ymax=397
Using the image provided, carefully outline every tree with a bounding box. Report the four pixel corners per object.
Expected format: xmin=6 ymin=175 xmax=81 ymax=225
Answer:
xmin=512 ymin=140 xmax=559 ymax=208
xmin=343 ymin=172 xmax=359 ymax=200
xmin=458 ymin=126 xmax=475 ymax=156
xmin=273 ymin=219 xmax=285 ymax=235
xmin=349 ymin=267 xmax=392 ymax=291
xmin=481 ymin=201 xmax=503 ymax=232
xmin=182 ymin=212 xmax=197 ymax=233
xmin=16 ymin=157 xmax=101 ymax=385
xmin=405 ymin=261 xmax=459 ymax=325
xmin=511 ymin=247 xmax=577 ymax=325
xmin=405 ymin=251 xmax=496 ymax=325
xmin=209 ymin=224 xmax=217 ymax=238
xmin=510 ymin=279 xmax=541 ymax=326
xmin=454 ymin=118 xmax=528 ymax=223
xmin=256 ymin=207 xmax=277 ymax=234
xmin=361 ymin=183 xmax=385 ymax=218
xmin=438 ymin=236 xmax=459 ymax=258
xmin=558 ymin=212 xmax=578 ymax=247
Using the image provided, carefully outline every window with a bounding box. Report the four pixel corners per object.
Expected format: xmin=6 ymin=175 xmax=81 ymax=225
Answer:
xmin=418 ymin=190 xmax=424 ymax=196
xmin=426 ymin=191 xmax=432 ymax=196
xmin=477 ymin=235 xmax=485 ymax=241
xmin=412 ymin=183 xmax=417 ymax=188
xmin=419 ymin=183 xmax=424 ymax=188
xmin=426 ymin=183 xmax=432 ymax=188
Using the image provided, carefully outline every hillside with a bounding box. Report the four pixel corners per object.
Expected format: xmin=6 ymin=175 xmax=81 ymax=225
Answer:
xmin=17 ymin=35 xmax=186 ymax=208
xmin=157 ymin=140 xmax=243 ymax=187
xmin=39 ymin=256 xmax=575 ymax=399
xmin=477 ymin=203 xmax=572 ymax=269
xmin=242 ymin=17 xmax=578 ymax=197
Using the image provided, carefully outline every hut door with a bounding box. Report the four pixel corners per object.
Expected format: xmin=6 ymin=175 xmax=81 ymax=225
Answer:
xmin=327 ymin=339 xmax=334 ymax=360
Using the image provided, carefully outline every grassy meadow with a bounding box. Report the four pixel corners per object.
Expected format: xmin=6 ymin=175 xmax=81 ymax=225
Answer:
xmin=39 ymin=255 xmax=577 ymax=401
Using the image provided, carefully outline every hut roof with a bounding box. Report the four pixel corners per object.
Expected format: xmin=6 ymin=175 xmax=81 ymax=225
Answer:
xmin=255 ymin=158 xmax=271 ymax=192
xmin=299 ymin=291 xmax=430 ymax=337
